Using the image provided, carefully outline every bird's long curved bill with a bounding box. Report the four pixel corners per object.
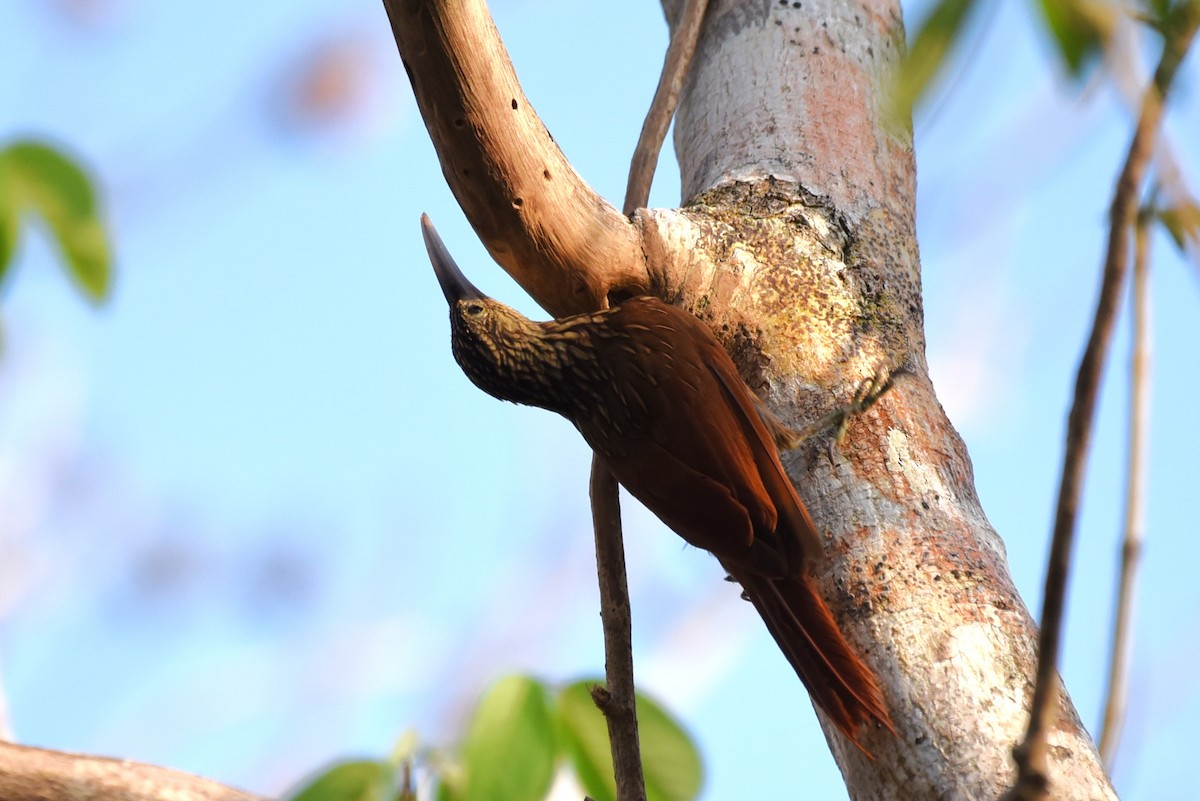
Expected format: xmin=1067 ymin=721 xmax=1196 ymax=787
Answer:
xmin=421 ymin=214 xmax=486 ymax=305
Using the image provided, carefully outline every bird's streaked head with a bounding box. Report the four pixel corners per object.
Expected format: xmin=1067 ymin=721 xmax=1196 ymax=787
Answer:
xmin=421 ymin=214 xmax=550 ymax=406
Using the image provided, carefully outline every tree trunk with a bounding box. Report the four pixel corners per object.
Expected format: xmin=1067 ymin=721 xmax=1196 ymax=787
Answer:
xmin=655 ymin=1 xmax=1115 ymax=796
xmin=388 ymin=0 xmax=1117 ymax=797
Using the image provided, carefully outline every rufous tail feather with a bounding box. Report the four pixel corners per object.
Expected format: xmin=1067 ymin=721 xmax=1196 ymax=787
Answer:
xmin=730 ymin=568 xmax=894 ymax=756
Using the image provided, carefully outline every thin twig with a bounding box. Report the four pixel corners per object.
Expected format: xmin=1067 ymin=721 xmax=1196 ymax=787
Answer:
xmin=589 ymin=456 xmax=646 ymax=801
xmin=623 ymin=0 xmax=709 ymax=215
xmin=1097 ymin=204 xmax=1153 ymax=769
xmin=582 ymin=3 xmax=710 ymax=797
xmin=1006 ymin=13 xmax=1198 ymax=800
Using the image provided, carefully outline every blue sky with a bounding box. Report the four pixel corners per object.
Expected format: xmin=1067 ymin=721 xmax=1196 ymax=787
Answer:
xmin=2 ymin=1 xmax=1198 ymax=799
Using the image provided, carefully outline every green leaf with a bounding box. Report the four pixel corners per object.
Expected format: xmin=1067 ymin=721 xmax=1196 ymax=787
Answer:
xmin=1142 ymin=0 xmax=1172 ymax=26
xmin=637 ymin=695 xmax=703 ymax=801
xmin=0 ymin=139 xmax=112 ymax=302
xmin=436 ymin=777 xmax=458 ymax=801
xmin=1037 ymin=0 xmax=1112 ymax=76
xmin=888 ymin=0 xmax=980 ymax=122
xmin=456 ymin=675 xmax=558 ymax=801
xmin=554 ymin=684 xmax=614 ymax=801
xmin=1141 ymin=0 xmax=1200 ymax=36
xmin=0 ymin=187 xmax=17 ymax=287
xmin=283 ymin=759 xmax=393 ymax=801
xmin=1156 ymin=199 xmax=1200 ymax=251
xmin=557 ymin=681 xmax=702 ymax=801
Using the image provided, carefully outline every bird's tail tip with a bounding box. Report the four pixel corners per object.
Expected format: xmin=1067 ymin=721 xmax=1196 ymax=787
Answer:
xmin=734 ymin=570 xmax=895 ymax=755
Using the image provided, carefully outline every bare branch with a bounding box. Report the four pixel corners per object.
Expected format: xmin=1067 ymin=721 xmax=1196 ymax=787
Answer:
xmin=1007 ymin=13 xmax=1198 ymax=800
xmin=381 ymin=0 xmax=647 ymax=315
xmin=588 ymin=457 xmax=646 ymax=801
xmin=623 ymin=0 xmax=709 ymax=216
xmin=0 ymin=742 xmax=263 ymax=801
xmin=576 ymin=5 xmax=715 ymax=795
xmin=1097 ymin=204 xmax=1153 ymax=768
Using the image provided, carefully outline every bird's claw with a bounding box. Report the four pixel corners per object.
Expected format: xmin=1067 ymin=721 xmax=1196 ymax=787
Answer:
xmin=770 ymin=362 xmax=904 ymax=465
xmin=835 ymin=365 xmax=896 ymax=444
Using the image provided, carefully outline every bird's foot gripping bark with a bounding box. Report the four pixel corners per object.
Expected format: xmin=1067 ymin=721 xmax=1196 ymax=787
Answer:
xmin=825 ymin=365 xmax=898 ymax=448
xmin=762 ymin=364 xmax=904 ymax=456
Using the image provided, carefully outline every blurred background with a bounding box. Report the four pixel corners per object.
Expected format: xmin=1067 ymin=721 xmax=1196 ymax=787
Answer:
xmin=1 ymin=1 xmax=1198 ymax=799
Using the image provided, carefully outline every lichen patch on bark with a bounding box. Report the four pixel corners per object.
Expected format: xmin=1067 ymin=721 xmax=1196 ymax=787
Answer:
xmin=642 ymin=178 xmax=914 ymax=410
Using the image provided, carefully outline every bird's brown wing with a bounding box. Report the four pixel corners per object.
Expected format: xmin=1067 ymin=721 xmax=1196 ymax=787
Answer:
xmin=576 ymin=297 xmax=814 ymax=576
xmin=703 ymin=352 xmax=823 ymax=572
xmin=576 ymin=298 xmax=893 ymax=749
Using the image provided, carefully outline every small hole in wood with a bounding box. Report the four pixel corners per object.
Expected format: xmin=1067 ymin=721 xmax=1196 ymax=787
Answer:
xmin=453 ymin=118 xmax=465 ymax=127
xmin=511 ymin=98 xmax=518 ymax=110
xmin=543 ymin=169 xmax=551 ymax=180
xmin=512 ymin=197 xmax=524 ymax=208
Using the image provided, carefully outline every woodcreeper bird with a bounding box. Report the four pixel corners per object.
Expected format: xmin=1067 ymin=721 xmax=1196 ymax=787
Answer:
xmin=422 ymin=215 xmax=893 ymax=751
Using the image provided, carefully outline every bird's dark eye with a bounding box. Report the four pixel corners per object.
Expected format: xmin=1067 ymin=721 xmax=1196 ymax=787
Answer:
xmin=464 ymin=302 xmax=485 ymax=317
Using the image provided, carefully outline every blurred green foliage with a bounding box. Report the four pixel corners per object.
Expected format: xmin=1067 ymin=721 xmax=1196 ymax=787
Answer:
xmin=556 ymin=681 xmax=703 ymax=801
xmin=288 ymin=760 xmax=397 ymax=801
xmin=892 ymin=0 xmax=1199 ymax=119
xmin=0 ymin=138 xmax=112 ymax=303
xmin=888 ymin=0 xmax=980 ymax=125
xmin=1037 ymin=0 xmax=1110 ymax=76
xmin=282 ymin=675 xmax=703 ymax=801
xmin=1152 ymin=192 xmax=1200 ymax=254
xmin=439 ymin=675 xmax=559 ymax=801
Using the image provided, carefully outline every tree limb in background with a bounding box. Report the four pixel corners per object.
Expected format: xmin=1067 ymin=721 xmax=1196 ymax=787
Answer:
xmin=623 ymin=0 xmax=709 ymax=216
xmin=380 ymin=0 xmax=648 ymax=316
xmin=1006 ymin=11 xmax=1199 ymax=800
xmin=0 ymin=742 xmax=262 ymax=801
xmin=1097 ymin=201 xmax=1153 ymax=769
